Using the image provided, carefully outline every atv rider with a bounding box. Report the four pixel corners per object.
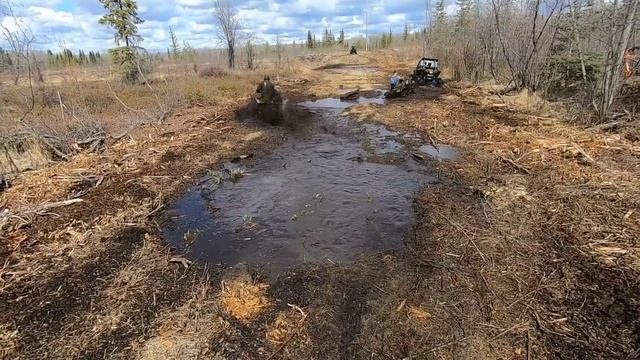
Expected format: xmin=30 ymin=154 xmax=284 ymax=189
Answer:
xmin=256 ymin=76 xmax=280 ymax=104
xmin=350 ymin=45 xmax=358 ymax=55
xmin=390 ymin=71 xmax=401 ymax=90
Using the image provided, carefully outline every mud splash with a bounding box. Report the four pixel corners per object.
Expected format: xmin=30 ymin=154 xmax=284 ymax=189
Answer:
xmin=162 ymin=97 xmax=449 ymax=275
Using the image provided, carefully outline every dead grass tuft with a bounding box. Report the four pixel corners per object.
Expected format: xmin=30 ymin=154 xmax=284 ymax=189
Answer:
xmin=502 ymin=90 xmax=558 ymax=117
xmin=219 ymin=276 xmax=271 ymax=321
xmin=406 ymin=306 xmax=432 ymax=322
xmin=136 ymin=275 xmax=221 ymax=360
xmin=0 ymin=135 xmax=50 ymax=174
xmin=198 ymin=65 xmax=227 ymax=78
xmin=266 ymin=308 xmax=307 ymax=345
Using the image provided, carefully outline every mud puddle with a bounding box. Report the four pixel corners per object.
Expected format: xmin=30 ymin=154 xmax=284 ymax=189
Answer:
xmin=162 ymin=97 xmax=452 ymax=275
xmin=300 ymin=96 xmax=385 ymax=110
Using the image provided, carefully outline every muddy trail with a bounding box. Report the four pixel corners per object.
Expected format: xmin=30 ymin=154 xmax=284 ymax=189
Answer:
xmin=162 ymin=95 xmax=443 ymax=277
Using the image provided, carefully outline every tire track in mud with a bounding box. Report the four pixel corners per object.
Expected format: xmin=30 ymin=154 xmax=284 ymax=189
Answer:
xmin=265 ymin=267 xmax=375 ymax=359
xmin=335 ymin=281 xmax=370 ymax=359
xmin=32 ymin=239 xmax=200 ymax=360
xmin=76 ymin=270 xmax=202 ymax=360
xmin=0 ymin=226 xmax=147 ymax=358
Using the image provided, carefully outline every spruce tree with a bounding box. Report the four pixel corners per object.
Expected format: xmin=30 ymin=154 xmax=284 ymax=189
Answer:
xmin=169 ymin=26 xmax=180 ymax=59
xmin=338 ymin=29 xmax=345 ymax=45
xmin=63 ymin=49 xmax=74 ymax=65
xmin=98 ymin=0 xmax=145 ymax=83
xmin=403 ymin=23 xmax=409 ymax=41
xmin=307 ymin=30 xmax=314 ymax=49
xmin=79 ymin=49 xmax=87 ymax=64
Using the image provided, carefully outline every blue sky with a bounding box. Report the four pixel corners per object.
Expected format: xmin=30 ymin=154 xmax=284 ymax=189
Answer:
xmin=1 ymin=0 xmax=459 ymax=52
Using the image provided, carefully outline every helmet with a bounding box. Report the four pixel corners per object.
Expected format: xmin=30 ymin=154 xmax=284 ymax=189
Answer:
xmin=264 ymin=75 xmax=270 ymax=81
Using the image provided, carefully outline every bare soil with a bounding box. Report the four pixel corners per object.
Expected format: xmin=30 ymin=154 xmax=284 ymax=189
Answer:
xmin=1 ymin=51 xmax=639 ymax=359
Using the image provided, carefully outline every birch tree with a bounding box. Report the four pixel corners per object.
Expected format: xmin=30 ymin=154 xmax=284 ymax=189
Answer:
xmin=213 ymin=0 xmax=241 ymax=69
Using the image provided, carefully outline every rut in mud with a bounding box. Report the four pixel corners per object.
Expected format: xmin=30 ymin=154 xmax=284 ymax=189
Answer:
xmin=162 ymin=95 xmax=450 ymax=275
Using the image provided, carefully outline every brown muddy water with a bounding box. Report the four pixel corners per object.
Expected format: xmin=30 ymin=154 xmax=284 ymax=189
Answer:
xmin=162 ymin=96 xmax=455 ymax=275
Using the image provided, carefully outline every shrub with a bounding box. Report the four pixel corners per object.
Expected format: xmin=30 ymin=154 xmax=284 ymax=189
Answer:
xmin=198 ymin=65 xmax=227 ymax=78
xmin=544 ymin=53 xmax=604 ymax=99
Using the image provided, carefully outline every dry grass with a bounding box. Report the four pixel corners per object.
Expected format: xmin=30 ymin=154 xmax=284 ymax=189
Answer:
xmin=266 ymin=308 xmax=308 ymax=345
xmin=0 ymin=136 xmax=50 ymax=174
xmin=500 ymin=89 xmax=560 ymax=117
xmin=0 ymin=64 xmax=266 ymax=179
xmin=135 ymin=274 xmax=221 ymax=360
xmin=198 ymin=65 xmax=227 ymax=78
xmin=219 ymin=274 xmax=271 ymax=321
xmin=280 ymin=52 xmax=388 ymax=97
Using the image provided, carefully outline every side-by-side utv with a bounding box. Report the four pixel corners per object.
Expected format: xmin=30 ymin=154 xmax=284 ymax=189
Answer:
xmin=413 ymin=58 xmax=443 ymax=87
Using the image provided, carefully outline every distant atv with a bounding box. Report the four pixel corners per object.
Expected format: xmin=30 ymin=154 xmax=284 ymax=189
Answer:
xmin=350 ymin=45 xmax=358 ymax=55
xmin=413 ymin=57 xmax=443 ymax=87
xmin=385 ymin=77 xmax=416 ymax=99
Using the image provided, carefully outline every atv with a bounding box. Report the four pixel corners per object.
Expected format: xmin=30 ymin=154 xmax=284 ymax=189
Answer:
xmin=413 ymin=57 xmax=443 ymax=87
xmin=385 ymin=77 xmax=416 ymax=99
xmin=350 ymin=45 xmax=358 ymax=55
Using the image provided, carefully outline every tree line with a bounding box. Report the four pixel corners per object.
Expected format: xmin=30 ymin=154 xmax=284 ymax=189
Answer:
xmin=46 ymin=49 xmax=103 ymax=67
xmin=305 ymin=28 xmax=346 ymax=49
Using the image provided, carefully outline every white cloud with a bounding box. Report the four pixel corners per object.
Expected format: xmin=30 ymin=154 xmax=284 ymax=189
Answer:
xmin=176 ymin=0 xmax=210 ymax=8
xmin=28 ymin=6 xmax=74 ymax=26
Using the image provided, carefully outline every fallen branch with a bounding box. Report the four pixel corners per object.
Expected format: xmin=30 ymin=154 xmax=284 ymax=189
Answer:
xmin=489 ymin=323 xmax=529 ymax=341
xmin=76 ymin=136 xmax=105 ymax=146
xmin=500 ymin=156 xmax=532 ymax=175
xmin=3 ymin=199 xmax=85 ymax=230
xmin=107 ymin=81 xmax=157 ymax=124
xmin=170 ymin=257 xmax=193 ymax=269
xmin=17 ymin=119 xmax=71 ymax=161
xmin=587 ymin=121 xmax=623 ymax=132
xmin=26 ymin=199 xmax=84 ymax=214
xmin=570 ymin=142 xmax=596 ymax=165
xmin=111 ymin=130 xmax=130 ymax=141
